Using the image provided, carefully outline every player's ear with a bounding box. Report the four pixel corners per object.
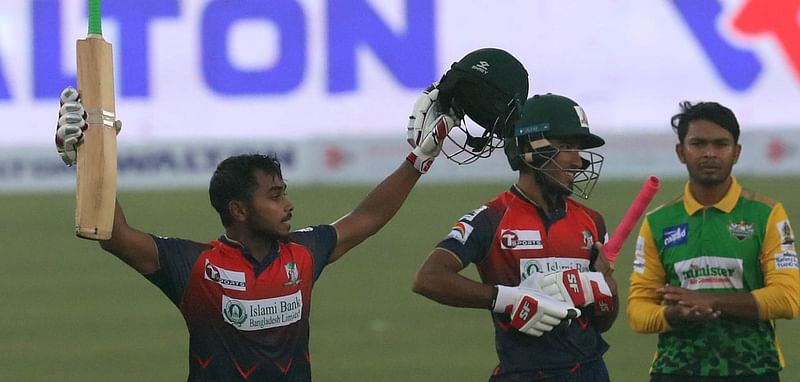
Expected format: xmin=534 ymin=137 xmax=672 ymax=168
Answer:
xmin=733 ymin=143 xmax=741 ymax=164
xmin=228 ymin=200 xmax=248 ymax=223
xmin=675 ymin=143 xmax=686 ymax=164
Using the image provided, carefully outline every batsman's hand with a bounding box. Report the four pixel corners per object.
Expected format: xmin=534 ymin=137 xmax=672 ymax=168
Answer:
xmin=406 ymin=85 xmax=461 ymax=173
xmin=492 ymin=277 xmax=581 ymax=337
xmin=538 ymin=269 xmax=614 ymax=314
xmin=56 ymin=86 xmax=121 ymax=166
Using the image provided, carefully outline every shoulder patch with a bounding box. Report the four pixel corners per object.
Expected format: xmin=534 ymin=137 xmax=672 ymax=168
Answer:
xmin=459 ymin=205 xmax=488 ymax=222
xmin=447 ymin=222 xmax=474 ymax=244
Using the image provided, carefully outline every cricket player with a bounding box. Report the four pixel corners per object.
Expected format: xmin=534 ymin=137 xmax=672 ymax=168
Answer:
xmin=54 ymin=47 xmax=532 ymax=381
xmin=412 ymin=94 xmax=619 ymax=381
xmin=627 ymin=101 xmax=800 ymax=382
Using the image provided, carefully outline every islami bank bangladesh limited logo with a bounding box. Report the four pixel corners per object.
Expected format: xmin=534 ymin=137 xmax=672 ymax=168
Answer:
xmin=673 ymin=0 xmax=800 ymax=91
xmin=223 ymin=299 xmax=247 ymax=327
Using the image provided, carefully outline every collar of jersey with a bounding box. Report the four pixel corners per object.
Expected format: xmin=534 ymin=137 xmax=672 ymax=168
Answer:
xmin=683 ymin=176 xmax=741 ymax=215
xmin=218 ymin=234 xmax=281 ymax=276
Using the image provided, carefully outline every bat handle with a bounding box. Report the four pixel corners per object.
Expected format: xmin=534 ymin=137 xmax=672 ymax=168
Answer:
xmin=602 ymin=176 xmax=660 ymax=265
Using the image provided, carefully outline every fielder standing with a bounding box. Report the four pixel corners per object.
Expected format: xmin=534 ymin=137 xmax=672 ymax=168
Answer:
xmin=413 ymin=94 xmax=619 ymax=381
xmin=627 ymin=101 xmax=800 ymax=382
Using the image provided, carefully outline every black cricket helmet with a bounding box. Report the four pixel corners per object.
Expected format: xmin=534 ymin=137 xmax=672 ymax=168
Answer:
xmin=436 ymin=48 xmax=529 ymax=164
xmin=504 ymin=93 xmax=605 ymax=199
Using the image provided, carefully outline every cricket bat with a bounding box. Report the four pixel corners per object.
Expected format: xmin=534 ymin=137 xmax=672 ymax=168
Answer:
xmin=74 ymin=0 xmax=117 ymax=240
xmin=594 ymin=176 xmax=660 ymax=275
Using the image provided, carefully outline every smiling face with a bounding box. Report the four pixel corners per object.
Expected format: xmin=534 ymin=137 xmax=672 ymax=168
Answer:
xmin=676 ymin=119 xmax=741 ymax=187
xmin=241 ymin=169 xmax=294 ymax=239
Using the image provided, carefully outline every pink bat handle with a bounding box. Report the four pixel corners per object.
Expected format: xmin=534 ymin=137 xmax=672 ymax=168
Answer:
xmin=603 ymin=176 xmax=660 ymax=262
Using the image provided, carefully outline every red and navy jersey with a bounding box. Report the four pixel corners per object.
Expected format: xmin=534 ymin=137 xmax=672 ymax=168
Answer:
xmin=438 ymin=186 xmax=609 ymax=380
xmin=144 ymin=225 xmax=337 ymax=381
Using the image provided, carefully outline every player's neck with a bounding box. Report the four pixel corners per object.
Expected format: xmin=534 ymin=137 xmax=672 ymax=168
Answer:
xmin=225 ymin=229 xmax=276 ymax=262
xmin=515 ymin=174 xmax=563 ymax=217
xmin=688 ymin=176 xmax=732 ymax=207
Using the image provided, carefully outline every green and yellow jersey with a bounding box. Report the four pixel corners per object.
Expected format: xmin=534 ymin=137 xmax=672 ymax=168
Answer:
xmin=627 ymin=177 xmax=799 ymax=377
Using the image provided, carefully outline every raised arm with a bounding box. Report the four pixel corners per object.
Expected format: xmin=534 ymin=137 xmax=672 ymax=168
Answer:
xmin=98 ymin=201 xmax=159 ymax=274
xmin=329 ymin=88 xmax=459 ymax=262
xmin=57 ymin=87 xmax=158 ymax=274
xmin=330 ymin=161 xmax=422 ymax=262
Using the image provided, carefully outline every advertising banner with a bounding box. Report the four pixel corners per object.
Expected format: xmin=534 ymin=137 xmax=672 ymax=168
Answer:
xmin=1 ymin=0 xmax=799 ymax=148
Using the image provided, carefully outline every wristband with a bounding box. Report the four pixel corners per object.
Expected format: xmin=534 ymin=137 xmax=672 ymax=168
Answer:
xmin=492 ymin=285 xmax=518 ymax=314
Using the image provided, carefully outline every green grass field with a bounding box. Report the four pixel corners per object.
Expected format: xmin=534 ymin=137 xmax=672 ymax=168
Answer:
xmin=2 ymin=177 xmax=798 ymax=381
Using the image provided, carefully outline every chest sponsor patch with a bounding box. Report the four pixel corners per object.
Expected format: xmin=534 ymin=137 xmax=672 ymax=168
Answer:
xmin=662 ymin=224 xmax=688 ymax=249
xmin=501 ymin=229 xmax=543 ymax=250
xmin=222 ymin=290 xmax=303 ymax=331
xmin=520 ymin=257 xmax=590 ymax=280
xmin=204 ymin=259 xmax=247 ymax=291
xmin=673 ymin=256 xmax=743 ymax=290
xmin=447 ymin=222 xmax=474 ymax=244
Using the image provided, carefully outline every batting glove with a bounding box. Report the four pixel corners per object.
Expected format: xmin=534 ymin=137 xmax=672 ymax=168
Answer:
xmin=492 ymin=276 xmax=580 ymax=337
xmin=538 ymin=269 xmax=614 ymax=314
xmin=56 ymin=87 xmax=121 ymax=166
xmin=406 ymin=85 xmax=460 ymax=173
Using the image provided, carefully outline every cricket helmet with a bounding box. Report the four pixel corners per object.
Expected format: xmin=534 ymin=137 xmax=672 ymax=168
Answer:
xmin=436 ymin=48 xmax=529 ymax=164
xmin=504 ymin=93 xmax=605 ymax=199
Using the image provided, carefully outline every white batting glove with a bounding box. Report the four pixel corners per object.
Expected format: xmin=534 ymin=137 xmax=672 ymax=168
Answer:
xmin=56 ymin=87 xmax=121 ymax=166
xmin=538 ymin=269 xmax=614 ymax=314
xmin=406 ymin=86 xmax=461 ymax=173
xmin=492 ymin=276 xmax=580 ymax=337
xmin=56 ymin=87 xmax=86 ymax=166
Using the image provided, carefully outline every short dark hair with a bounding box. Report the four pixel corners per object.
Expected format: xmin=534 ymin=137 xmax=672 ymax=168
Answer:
xmin=209 ymin=153 xmax=283 ymax=227
xmin=670 ymin=101 xmax=740 ymax=144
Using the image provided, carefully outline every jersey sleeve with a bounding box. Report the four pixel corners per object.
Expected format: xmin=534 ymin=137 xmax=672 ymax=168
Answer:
xmin=145 ymin=235 xmax=208 ymax=306
xmin=752 ymin=203 xmax=800 ymax=320
xmin=288 ymin=225 xmax=337 ymax=281
xmin=627 ymin=218 xmax=671 ymax=333
xmin=436 ymin=204 xmax=497 ymax=266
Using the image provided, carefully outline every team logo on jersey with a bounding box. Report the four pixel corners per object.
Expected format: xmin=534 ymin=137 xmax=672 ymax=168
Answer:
xmin=283 ymin=262 xmax=302 ymax=286
xmin=447 ymin=222 xmax=474 ymax=244
xmin=663 ymin=224 xmax=688 ymax=249
xmin=223 ymin=299 xmax=248 ymax=327
xmin=674 ymin=256 xmax=743 ymax=290
xmin=501 ymin=230 xmax=543 ymax=250
xmin=581 ymin=230 xmax=594 ymax=250
xmin=204 ymin=259 xmax=247 ymax=291
xmin=728 ymin=221 xmax=754 ymax=241
xmin=520 ymin=257 xmax=589 ymax=280
xmin=777 ymin=219 xmax=795 ymax=245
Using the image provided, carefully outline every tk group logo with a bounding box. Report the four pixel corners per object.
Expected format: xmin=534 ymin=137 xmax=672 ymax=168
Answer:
xmin=673 ymin=0 xmax=800 ymax=91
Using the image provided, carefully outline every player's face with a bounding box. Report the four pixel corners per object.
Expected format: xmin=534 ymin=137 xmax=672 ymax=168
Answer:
xmin=245 ymin=170 xmax=294 ymax=239
xmin=542 ymin=138 xmax=584 ymax=190
xmin=676 ymin=120 xmax=741 ymax=187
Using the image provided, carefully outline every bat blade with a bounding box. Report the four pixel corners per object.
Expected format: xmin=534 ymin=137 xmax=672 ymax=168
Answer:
xmin=75 ymin=34 xmax=117 ymax=240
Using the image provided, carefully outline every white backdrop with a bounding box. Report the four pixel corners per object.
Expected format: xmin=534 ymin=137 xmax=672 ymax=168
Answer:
xmin=1 ymin=0 xmax=799 ymax=147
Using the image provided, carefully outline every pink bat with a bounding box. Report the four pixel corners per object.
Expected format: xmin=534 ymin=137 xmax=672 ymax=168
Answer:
xmin=603 ymin=176 xmax=661 ymax=263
